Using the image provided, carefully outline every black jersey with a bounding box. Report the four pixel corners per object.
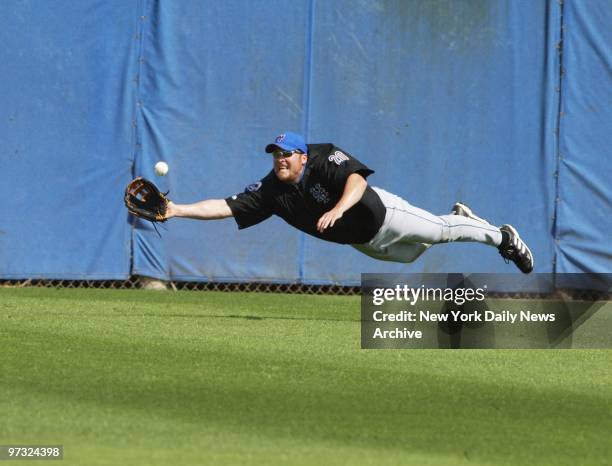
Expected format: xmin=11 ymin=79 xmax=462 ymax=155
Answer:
xmin=225 ymin=144 xmax=386 ymax=244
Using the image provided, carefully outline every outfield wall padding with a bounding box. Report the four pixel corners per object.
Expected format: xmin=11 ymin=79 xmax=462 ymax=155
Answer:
xmin=556 ymin=0 xmax=612 ymax=274
xmin=1 ymin=0 xmax=611 ymax=287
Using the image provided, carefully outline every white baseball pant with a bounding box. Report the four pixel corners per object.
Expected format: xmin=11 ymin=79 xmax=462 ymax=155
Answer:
xmin=352 ymin=187 xmax=502 ymax=263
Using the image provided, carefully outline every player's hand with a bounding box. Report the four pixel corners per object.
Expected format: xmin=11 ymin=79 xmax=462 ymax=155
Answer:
xmin=317 ymin=207 xmax=344 ymax=233
xmin=165 ymin=201 xmax=176 ymax=219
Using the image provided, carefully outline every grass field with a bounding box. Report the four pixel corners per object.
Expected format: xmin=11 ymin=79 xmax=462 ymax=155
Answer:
xmin=1 ymin=288 xmax=610 ymax=465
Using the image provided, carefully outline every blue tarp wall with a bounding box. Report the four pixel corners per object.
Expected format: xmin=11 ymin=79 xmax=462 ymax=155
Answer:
xmin=1 ymin=0 xmax=610 ymax=285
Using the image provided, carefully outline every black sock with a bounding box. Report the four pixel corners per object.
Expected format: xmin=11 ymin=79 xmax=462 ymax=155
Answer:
xmin=499 ymin=230 xmax=511 ymax=249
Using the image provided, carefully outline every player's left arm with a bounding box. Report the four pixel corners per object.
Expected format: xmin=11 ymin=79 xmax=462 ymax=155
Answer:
xmin=316 ymin=173 xmax=367 ymax=233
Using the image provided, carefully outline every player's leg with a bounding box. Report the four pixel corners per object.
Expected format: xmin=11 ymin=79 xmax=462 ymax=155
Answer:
xmin=437 ymin=214 xmax=502 ymax=245
xmin=372 ymin=188 xmax=503 ymax=246
xmin=451 ymin=202 xmax=492 ymax=225
xmin=352 ymin=188 xmax=533 ymax=272
xmin=451 ymin=201 xmax=534 ymax=273
xmin=352 ymin=240 xmax=430 ymax=263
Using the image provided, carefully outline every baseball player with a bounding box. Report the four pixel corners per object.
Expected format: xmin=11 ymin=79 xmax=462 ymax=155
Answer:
xmin=164 ymin=132 xmax=534 ymax=273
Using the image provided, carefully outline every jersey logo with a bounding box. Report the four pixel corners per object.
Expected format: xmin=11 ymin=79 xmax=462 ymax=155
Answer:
xmin=328 ymin=150 xmax=349 ymax=165
xmin=309 ymin=183 xmax=330 ymax=204
xmin=246 ymin=182 xmax=262 ymax=192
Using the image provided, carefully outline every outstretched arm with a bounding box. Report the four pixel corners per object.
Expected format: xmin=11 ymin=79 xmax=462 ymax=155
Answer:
xmin=166 ymin=199 xmax=233 ymax=220
xmin=316 ymin=173 xmax=367 ymax=233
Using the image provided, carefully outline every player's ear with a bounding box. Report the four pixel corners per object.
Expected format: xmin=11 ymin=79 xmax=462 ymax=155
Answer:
xmin=300 ymin=153 xmax=307 ymax=165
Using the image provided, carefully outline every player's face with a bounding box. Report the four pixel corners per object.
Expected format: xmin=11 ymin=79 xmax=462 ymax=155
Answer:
xmin=272 ymin=150 xmax=307 ymax=183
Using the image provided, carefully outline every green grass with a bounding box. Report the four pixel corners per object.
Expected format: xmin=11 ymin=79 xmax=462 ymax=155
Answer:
xmin=1 ymin=288 xmax=610 ymax=465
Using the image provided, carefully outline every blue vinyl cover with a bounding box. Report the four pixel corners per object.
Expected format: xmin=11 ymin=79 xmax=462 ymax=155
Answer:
xmin=302 ymin=0 xmax=559 ymax=282
xmin=556 ymin=0 xmax=612 ymax=273
xmin=1 ymin=1 xmax=138 ymax=279
xmin=131 ymin=0 xmax=310 ymax=282
xmin=1 ymin=0 xmax=610 ymax=287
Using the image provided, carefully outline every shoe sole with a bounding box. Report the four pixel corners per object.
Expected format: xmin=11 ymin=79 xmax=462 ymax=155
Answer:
xmin=501 ymin=224 xmax=534 ymax=273
xmin=451 ymin=202 xmax=491 ymax=225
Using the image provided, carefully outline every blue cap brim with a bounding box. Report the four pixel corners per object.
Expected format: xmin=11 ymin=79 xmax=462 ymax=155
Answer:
xmin=265 ymin=143 xmax=293 ymax=153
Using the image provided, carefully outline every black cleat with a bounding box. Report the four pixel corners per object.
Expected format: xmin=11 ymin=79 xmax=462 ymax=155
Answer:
xmin=451 ymin=202 xmax=490 ymax=225
xmin=498 ymin=224 xmax=534 ymax=274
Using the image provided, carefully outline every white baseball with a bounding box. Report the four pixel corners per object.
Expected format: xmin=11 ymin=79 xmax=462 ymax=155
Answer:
xmin=155 ymin=161 xmax=169 ymax=176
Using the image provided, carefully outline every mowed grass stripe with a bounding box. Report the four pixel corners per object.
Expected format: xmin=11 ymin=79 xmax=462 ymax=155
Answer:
xmin=1 ymin=288 xmax=611 ymax=465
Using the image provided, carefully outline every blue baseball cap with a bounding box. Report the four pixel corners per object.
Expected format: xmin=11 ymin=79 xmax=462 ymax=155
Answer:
xmin=265 ymin=132 xmax=307 ymax=154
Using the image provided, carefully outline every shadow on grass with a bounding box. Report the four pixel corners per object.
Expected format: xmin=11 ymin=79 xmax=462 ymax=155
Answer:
xmin=4 ymin=327 xmax=611 ymax=465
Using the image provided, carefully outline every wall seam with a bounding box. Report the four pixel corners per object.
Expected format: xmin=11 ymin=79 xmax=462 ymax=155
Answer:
xmin=129 ymin=0 xmax=149 ymax=276
xmin=551 ymin=0 xmax=566 ymax=281
xmin=298 ymin=0 xmax=315 ymax=283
